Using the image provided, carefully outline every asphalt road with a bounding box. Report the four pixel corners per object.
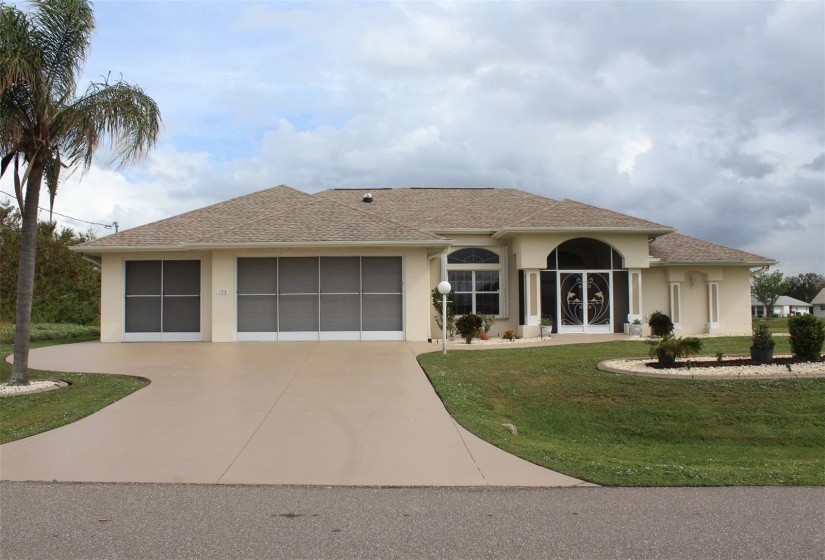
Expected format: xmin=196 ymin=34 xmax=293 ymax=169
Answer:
xmin=1 ymin=482 xmax=822 ymax=559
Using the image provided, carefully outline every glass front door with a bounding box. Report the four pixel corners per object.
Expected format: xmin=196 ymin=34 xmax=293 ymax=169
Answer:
xmin=558 ymin=271 xmax=612 ymax=333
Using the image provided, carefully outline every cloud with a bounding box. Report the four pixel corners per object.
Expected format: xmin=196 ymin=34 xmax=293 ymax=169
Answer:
xmin=3 ymin=0 xmax=822 ymax=277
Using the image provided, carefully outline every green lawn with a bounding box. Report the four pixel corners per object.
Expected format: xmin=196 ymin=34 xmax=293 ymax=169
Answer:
xmin=418 ymin=337 xmax=824 ymax=486
xmin=752 ymin=316 xmax=790 ymax=333
xmin=1 ymin=335 xmax=149 ymax=444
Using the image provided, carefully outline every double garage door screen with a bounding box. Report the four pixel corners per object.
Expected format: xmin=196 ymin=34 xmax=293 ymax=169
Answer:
xmin=237 ymin=257 xmax=403 ymax=341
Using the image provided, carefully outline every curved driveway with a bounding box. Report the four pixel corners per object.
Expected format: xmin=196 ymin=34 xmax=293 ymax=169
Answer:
xmin=1 ymin=342 xmax=589 ymax=486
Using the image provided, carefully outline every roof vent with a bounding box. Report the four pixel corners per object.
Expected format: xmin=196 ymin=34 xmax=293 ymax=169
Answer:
xmin=362 ymin=193 xmax=373 ymax=203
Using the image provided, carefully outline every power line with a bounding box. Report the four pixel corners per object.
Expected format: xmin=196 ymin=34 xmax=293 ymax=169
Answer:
xmin=0 ymin=189 xmax=118 ymax=231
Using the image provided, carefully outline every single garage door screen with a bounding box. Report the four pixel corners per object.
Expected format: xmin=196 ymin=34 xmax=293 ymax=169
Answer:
xmin=124 ymin=260 xmax=201 ymax=342
xmin=237 ymin=256 xmax=403 ymax=341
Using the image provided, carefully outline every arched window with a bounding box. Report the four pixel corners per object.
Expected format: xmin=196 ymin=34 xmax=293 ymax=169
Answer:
xmin=448 ymin=248 xmax=500 ymax=264
xmin=546 ymin=239 xmax=624 ymax=270
xmin=447 ymin=247 xmax=502 ymax=316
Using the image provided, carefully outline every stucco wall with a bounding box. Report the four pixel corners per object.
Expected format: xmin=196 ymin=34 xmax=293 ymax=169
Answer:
xmin=641 ymin=265 xmax=753 ymax=336
xmin=99 ymin=252 xmax=211 ymax=342
xmin=511 ymin=233 xmax=651 ymax=270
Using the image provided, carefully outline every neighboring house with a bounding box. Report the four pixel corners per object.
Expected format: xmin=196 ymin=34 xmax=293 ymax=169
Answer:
xmin=751 ymin=296 xmax=812 ymax=318
xmin=811 ymin=288 xmax=825 ymax=319
xmin=73 ymin=186 xmax=774 ymax=343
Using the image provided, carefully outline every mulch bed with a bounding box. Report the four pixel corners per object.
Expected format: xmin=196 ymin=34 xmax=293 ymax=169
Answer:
xmin=645 ymin=357 xmax=824 ymax=370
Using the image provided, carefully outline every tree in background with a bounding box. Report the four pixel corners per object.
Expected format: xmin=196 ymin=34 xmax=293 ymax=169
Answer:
xmin=751 ymin=270 xmax=788 ymax=319
xmin=784 ymin=273 xmax=825 ymax=304
xmin=1 ymin=0 xmax=161 ymax=385
xmin=0 ymin=202 xmax=100 ymax=325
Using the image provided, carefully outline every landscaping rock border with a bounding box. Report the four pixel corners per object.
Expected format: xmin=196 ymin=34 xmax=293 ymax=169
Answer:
xmin=597 ymin=355 xmax=825 ymax=380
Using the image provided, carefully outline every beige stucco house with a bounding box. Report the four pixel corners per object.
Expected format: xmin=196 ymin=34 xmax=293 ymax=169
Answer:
xmin=73 ymin=185 xmax=774 ymax=343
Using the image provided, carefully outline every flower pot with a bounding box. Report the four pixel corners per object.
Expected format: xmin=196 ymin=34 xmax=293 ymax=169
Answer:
xmin=480 ymin=332 xmax=491 ymax=341
xmin=541 ymin=326 xmax=552 ymax=338
xmin=630 ymin=324 xmax=643 ymax=337
xmin=656 ymin=349 xmax=676 ymax=368
xmin=750 ymin=347 xmax=774 ymax=364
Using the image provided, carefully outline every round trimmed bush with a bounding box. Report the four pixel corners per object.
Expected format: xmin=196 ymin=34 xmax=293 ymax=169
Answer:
xmin=648 ymin=311 xmax=674 ymax=338
xmin=788 ymin=314 xmax=825 ymax=362
xmin=455 ymin=313 xmax=484 ymax=344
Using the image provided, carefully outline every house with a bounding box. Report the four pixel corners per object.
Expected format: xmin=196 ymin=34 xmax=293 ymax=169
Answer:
xmin=73 ymin=185 xmax=774 ymax=342
xmin=811 ymin=288 xmax=825 ymax=319
xmin=751 ymin=296 xmax=812 ymax=318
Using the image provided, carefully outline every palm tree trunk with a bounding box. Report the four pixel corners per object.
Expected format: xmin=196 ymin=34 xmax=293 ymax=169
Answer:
xmin=9 ymin=163 xmax=45 ymax=386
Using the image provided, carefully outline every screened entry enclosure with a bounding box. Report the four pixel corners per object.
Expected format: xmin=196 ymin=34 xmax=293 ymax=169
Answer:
xmin=540 ymin=239 xmax=629 ymax=334
xmin=237 ymin=256 xmax=403 ymax=341
xmin=124 ymin=260 xmax=202 ymax=341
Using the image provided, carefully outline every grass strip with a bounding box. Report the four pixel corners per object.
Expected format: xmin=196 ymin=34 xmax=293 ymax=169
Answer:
xmin=418 ymin=337 xmax=825 ymax=486
xmin=1 ymin=337 xmax=148 ymax=444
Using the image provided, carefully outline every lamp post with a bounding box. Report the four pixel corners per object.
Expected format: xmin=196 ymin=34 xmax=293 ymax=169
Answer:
xmin=437 ymin=280 xmax=452 ymax=356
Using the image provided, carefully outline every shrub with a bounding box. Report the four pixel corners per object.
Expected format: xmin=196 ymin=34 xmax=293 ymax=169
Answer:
xmin=649 ymin=335 xmax=702 ymax=368
xmin=455 ymin=314 xmax=484 ymax=344
xmin=750 ymin=323 xmax=776 ymax=350
xmin=788 ymin=314 xmax=825 ymax=361
xmin=503 ymin=329 xmax=516 ymax=341
xmin=648 ymin=311 xmax=674 ymax=338
xmin=0 ymin=323 xmax=100 ymax=344
xmin=481 ymin=315 xmax=496 ymax=333
xmin=431 ymin=287 xmax=456 ymax=338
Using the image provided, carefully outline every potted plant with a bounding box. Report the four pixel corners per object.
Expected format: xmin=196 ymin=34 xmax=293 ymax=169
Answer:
xmin=649 ymin=335 xmax=702 ymax=368
xmin=480 ymin=315 xmax=496 ymax=340
xmin=630 ymin=318 xmax=643 ymax=338
xmin=750 ymin=323 xmax=775 ymax=364
xmin=540 ymin=315 xmax=553 ymax=338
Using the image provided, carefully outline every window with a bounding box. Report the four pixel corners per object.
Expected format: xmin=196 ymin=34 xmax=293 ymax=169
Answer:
xmin=446 ymin=247 xmax=503 ymax=316
xmin=448 ymin=248 xmax=499 ymax=264
xmin=448 ymin=270 xmax=500 ymax=315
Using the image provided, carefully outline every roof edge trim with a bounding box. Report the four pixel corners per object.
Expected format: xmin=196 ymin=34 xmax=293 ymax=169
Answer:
xmin=492 ymin=226 xmax=676 ymax=239
xmin=72 ymin=239 xmax=453 ymax=254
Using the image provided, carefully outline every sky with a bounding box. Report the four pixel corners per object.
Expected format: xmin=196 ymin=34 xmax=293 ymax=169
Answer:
xmin=2 ymin=0 xmax=824 ymax=276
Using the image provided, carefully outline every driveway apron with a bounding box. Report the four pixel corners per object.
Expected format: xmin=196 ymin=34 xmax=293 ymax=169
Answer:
xmin=0 ymin=342 xmax=587 ymax=486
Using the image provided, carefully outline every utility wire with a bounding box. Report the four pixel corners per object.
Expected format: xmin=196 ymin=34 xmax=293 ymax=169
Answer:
xmin=0 ymin=189 xmax=117 ymax=230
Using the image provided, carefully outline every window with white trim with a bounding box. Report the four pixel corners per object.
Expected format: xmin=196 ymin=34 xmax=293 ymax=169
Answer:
xmin=447 ymin=248 xmax=502 ymax=316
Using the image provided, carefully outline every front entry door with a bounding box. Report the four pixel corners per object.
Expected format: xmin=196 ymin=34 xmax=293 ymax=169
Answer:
xmin=558 ymin=272 xmax=612 ymax=333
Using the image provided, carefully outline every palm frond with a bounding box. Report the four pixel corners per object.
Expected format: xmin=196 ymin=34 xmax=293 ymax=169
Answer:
xmin=30 ymin=0 xmax=94 ymax=101
xmin=0 ymin=3 xmax=40 ymax=96
xmin=59 ymin=77 xmax=162 ymax=170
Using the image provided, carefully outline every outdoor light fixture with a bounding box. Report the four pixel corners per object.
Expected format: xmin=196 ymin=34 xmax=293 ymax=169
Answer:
xmin=437 ymin=280 xmax=452 ymax=356
xmin=690 ymin=273 xmax=698 ymax=287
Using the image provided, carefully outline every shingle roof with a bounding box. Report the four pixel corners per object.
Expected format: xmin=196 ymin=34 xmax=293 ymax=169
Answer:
xmin=649 ymin=233 xmax=774 ymax=265
xmin=750 ymin=296 xmax=812 ymax=307
xmin=811 ymin=288 xmax=825 ymax=305
xmin=314 ymin=188 xmax=670 ymax=231
xmin=75 ymin=185 xmax=774 ymax=266
xmin=79 ymin=185 xmax=446 ymax=248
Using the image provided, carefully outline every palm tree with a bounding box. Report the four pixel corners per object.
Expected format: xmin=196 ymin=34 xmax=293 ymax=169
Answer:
xmin=1 ymin=0 xmax=161 ymax=385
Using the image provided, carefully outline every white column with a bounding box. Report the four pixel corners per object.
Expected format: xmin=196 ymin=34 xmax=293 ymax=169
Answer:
xmin=523 ymin=269 xmax=541 ymax=326
xmin=668 ymin=282 xmax=681 ymax=329
xmin=628 ymin=268 xmax=642 ymax=323
xmin=440 ymin=253 xmax=448 ymax=282
xmin=707 ymin=281 xmax=720 ymax=331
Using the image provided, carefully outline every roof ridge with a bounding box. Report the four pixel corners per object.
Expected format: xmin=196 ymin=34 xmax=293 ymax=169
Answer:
xmin=195 ymin=188 xmax=446 ymax=244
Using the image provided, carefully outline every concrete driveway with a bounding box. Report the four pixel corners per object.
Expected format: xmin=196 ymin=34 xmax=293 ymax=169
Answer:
xmin=0 ymin=342 xmax=588 ymax=486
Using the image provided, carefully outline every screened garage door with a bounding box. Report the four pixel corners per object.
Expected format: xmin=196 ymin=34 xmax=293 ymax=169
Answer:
xmin=237 ymin=256 xmax=403 ymax=341
xmin=124 ymin=260 xmax=201 ymax=342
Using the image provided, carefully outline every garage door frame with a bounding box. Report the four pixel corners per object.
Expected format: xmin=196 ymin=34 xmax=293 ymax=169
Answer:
xmin=123 ymin=259 xmax=203 ymax=342
xmin=236 ymin=256 xmax=404 ymax=342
